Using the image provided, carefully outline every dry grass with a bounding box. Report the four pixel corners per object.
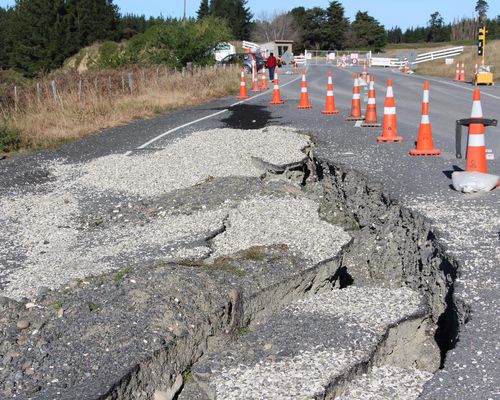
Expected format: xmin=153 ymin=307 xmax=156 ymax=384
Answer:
xmin=385 ymin=40 xmax=500 ymax=82
xmin=1 ymin=65 xmax=240 ymax=152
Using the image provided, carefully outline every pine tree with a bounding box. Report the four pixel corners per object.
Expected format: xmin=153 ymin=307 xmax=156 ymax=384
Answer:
xmin=325 ymin=1 xmax=349 ymax=49
xmin=475 ymin=0 xmax=488 ymax=23
xmin=351 ymin=11 xmax=386 ymax=50
xmin=229 ymin=0 xmax=253 ymax=40
xmin=197 ymin=0 xmax=209 ymax=20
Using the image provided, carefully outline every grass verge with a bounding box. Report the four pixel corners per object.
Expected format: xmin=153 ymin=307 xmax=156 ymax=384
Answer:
xmin=0 ymin=65 xmax=240 ymax=155
xmin=385 ymin=40 xmax=499 ymax=82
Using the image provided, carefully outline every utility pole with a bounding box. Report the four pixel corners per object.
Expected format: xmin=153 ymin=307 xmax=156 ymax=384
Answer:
xmin=183 ymin=0 xmax=186 ymax=20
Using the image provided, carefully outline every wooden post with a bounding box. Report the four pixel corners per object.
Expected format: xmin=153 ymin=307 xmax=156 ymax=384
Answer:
xmin=14 ymin=86 xmax=18 ymax=112
xmin=128 ymin=73 xmax=133 ymax=93
xmin=78 ymin=78 xmax=82 ymax=102
xmin=36 ymin=82 xmax=41 ymax=106
xmin=121 ymin=74 xmax=125 ymax=92
xmin=51 ymin=80 xmax=58 ymax=104
xmin=108 ymin=76 xmax=112 ymax=92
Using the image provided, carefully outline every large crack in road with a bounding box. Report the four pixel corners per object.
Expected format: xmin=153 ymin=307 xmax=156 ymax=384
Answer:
xmin=0 ymin=126 xmax=465 ymax=399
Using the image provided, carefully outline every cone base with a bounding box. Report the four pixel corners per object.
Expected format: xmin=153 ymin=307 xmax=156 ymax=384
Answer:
xmin=346 ymin=116 xmax=364 ymax=121
xmin=361 ymin=122 xmax=382 ymax=127
xmin=298 ymin=105 xmax=313 ymax=109
xmin=269 ymin=100 xmax=284 ymax=105
xmin=410 ymin=148 xmax=441 ymax=156
xmin=321 ymin=110 xmax=340 ymax=114
xmin=377 ymin=136 xmax=403 ymax=143
xmin=238 ymin=95 xmax=249 ymax=99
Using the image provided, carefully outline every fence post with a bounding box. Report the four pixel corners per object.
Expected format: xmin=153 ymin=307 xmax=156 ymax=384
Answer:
xmin=108 ymin=76 xmax=112 ymax=92
xmin=14 ymin=86 xmax=18 ymax=112
xmin=51 ymin=80 xmax=58 ymax=104
xmin=128 ymin=73 xmax=133 ymax=93
xmin=121 ymin=74 xmax=125 ymax=92
xmin=36 ymin=83 xmax=41 ymax=106
xmin=181 ymin=67 xmax=185 ymax=77
xmin=78 ymin=78 xmax=82 ymax=102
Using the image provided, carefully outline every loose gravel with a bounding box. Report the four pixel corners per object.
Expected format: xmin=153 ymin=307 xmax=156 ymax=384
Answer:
xmin=0 ymin=127 xmax=330 ymax=300
xmin=337 ymin=365 xmax=433 ymax=400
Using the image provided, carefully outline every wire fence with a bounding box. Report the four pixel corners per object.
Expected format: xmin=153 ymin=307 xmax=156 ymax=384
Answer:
xmin=0 ymin=63 xmax=228 ymax=117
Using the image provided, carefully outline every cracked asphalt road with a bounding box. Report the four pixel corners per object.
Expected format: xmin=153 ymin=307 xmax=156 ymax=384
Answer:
xmin=1 ymin=64 xmax=499 ymax=399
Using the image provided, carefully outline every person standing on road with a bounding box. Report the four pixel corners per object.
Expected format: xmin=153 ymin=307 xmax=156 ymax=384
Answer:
xmin=267 ymin=52 xmax=277 ymax=81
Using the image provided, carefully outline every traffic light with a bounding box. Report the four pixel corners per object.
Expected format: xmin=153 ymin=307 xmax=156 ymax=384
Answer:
xmin=478 ymin=27 xmax=487 ymax=56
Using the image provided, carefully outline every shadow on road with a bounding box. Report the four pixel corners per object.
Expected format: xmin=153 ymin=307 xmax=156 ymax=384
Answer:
xmin=222 ymin=104 xmax=280 ymax=129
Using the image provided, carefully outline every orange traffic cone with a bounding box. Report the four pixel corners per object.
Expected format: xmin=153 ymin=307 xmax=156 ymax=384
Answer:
xmin=346 ymin=73 xmax=364 ymax=121
xmin=250 ymin=64 xmax=260 ymax=92
xmin=269 ymin=70 xmax=284 ymax=105
xmin=410 ymin=81 xmax=440 ymax=156
xmin=465 ymin=90 xmax=488 ymax=173
xmin=361 ymin=75 xmax=381 ymax=127
xmin=321 ymin=71 xmax=339 ymax=114
xmin=238 ymin=68 xmax=249 ymax=99
xmin=260 ymin=68 xmax=268 ymax=90
xmin=460 ymin=63 xmax=466 ymax=82
xmin=377 ymin=79 xmax=403 ymax=142
xmin=454 ymin=62 xmax=461 ymax=81
xmin=297 ymin=70 xmax=312 ymax=109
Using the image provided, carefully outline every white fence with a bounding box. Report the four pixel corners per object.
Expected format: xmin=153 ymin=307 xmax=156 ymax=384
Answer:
xmin=412 ymin=46 xmax=464 ymax=65
xmin=242 ymin=40 xmax=260 ymax=51
xmin=370 ymin=46 xmax=465 ymax=68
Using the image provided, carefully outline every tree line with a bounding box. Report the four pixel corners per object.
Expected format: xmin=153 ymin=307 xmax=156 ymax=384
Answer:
xmin=1 ymin=0 xmax=499 ymax=78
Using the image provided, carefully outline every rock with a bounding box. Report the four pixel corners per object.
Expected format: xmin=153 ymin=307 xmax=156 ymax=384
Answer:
xmin=69 ymin=280 xmax=79 ymax=289
xmin=264 ymin=343 xmax=273 ymax=350
xmin=17 ymin=320 xmax=30 ymax=330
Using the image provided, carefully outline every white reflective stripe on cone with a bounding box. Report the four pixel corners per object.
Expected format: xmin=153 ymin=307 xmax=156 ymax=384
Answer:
xmin=274 ymin=85 xmax=279 ymax=89
xmin=423 ymin=90 xmax=429 ymax=103
xmin=368 ymin=98 xmax=376 ymax=104
xmin=386 ymin=87 xmax=394 ymax=97
xmin=327 ymin=90 xmax=334 ymax=96
xmin=353 ymin=94 xmax=361 ymax=99
xmin=301 ymin=87 xmax=308 ymax=93
xmin=421 ymin=115 xmax=430 ymax=124
xmin=240 ymin=82 xmax=245 ymax=86
xmin=468 ymin=134 xmax=485 ymax=147
xmin=471 ymin=101 xmax=483 ymax=118
xmin=328 ymin=77 xmax=333 ymax=84
xmin=302 ymin=75 xmax=306 ymax=81
xmin=384 ymin=107 xmax=396 ymax=115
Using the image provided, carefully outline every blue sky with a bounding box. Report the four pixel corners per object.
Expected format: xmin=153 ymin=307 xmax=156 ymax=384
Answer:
xmin=1 ymin=1 xmax=498 ymax=30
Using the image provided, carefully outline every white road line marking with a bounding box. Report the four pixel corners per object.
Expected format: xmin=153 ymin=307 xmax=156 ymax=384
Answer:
xmin=354 ymin=120 xmax=363 ymax=128
xmin=124 ymin=73 xmax=304 ymax=156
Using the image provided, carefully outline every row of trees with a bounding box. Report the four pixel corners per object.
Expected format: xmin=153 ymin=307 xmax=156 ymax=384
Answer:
xmin=387 ymin=1 xmax=499 ymax=43
xmin=252 ymin=2 xmax=386 ymax=52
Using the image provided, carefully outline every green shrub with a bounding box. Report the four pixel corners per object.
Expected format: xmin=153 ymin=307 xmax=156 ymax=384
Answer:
xmin=126 ymin=17 xmax=232 ymax=69
xmin=0 ymin=124 xmax=21 ymax=153
xmin=90 ymin=41 xmax=127 ymax=69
